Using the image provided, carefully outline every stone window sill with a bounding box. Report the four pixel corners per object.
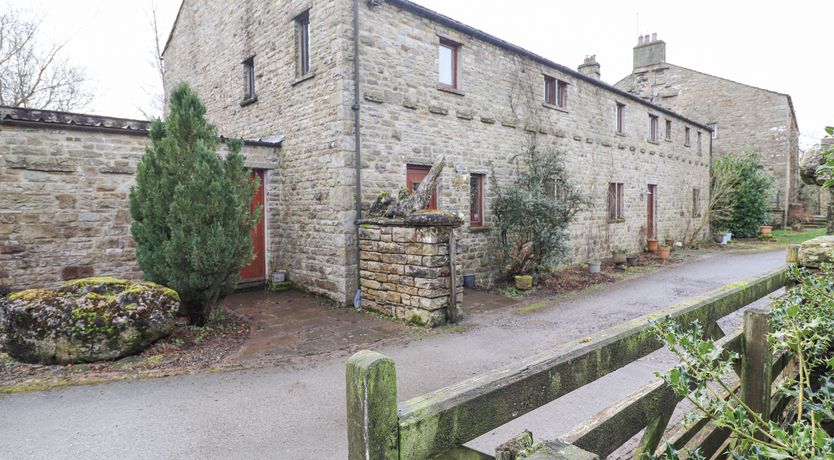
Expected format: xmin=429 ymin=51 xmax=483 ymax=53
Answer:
xmin=615 ymin=132 xmax=626 ymax=137
xmin=292 ymin=72 xmax=316 ymax=86
xmin=664 ymin=138 xmax=672 ymax=143
xmin=240 ymin=96 xmax=258 ymax=107
xmin=437 ymin=84 xmax=465 ymax=96
xmin=608 ymin=218 xmax=625 ymax=224
xmin=647 ymin=139 xmax=660 ymax=145
xmin=684 ymin=143 xmax=691 ymax=148
xmin=542 ymin=102 xmax=568 ymax=113
xmin=469 ymin=225 xmax=492 ymax=233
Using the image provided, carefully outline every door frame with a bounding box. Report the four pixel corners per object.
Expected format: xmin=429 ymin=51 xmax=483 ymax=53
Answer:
xmin=647 ymin=184 xmax=657 ymax=239
xmin=239 ymin=168 xmax=268 ymax=284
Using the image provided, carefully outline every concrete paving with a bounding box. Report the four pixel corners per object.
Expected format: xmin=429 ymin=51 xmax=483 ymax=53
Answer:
xmin=0 ymin=249 xmax=786 ymax=459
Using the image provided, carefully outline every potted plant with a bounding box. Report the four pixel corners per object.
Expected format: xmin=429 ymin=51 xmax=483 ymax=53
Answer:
xmin=514 ymin=275 xmax=533 ymax=290
xmin=647 ymin=238 xmax=659 ymax=253
xmin=626 ymin=254 xmax=638 ymax=266
xmin=658 ymin=242 xmax=671 ymax=260
xmin=612 ymin=247 xmax=627 ymax=265
xmin=589 ymin=260 xmax=601 ymax=274
xmin=759 ymin=225 xmax=773 ymax=235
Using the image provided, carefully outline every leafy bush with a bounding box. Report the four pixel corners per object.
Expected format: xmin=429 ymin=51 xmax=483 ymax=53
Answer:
xmin=710 ymin=153 xmax=772 ymax=238
xmin=490 ymin=146 xmax=584 ymax=278
xmin=652 ymin=264 xmax=834 ymax=459
xmin=129 ymin=83 xmax=260 ymax=325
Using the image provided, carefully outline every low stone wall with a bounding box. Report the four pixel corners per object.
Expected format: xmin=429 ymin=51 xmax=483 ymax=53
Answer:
xmin=358 ymin=219 xmax=462 ymax=327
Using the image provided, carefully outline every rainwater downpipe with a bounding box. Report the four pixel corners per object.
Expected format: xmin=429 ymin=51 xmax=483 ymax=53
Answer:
xmin=352 ymin=0 xmax=363 ymax=308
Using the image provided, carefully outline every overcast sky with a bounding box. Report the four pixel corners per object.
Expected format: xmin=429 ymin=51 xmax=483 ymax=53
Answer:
xmin=14 ymin=0 xmax=833 ymax=149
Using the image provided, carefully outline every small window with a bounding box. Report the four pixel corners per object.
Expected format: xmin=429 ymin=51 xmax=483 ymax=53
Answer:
xmin=544 ymin=76 xmax=556 ymax=105
xmin=649 ymin=115 xmax=659 ymax=142
xmin=243 ymin=56 xmax=256 ymax=101
xmin=406 ymin=164 xmax=437 ymax=210
xmin=438 ymin=39 xmax=458 ymax=88
xmin=697 ymin=131 xmax=703 ymax=154
xmin=665 ymin=120 xmax=672 ymax=141
xmin=692 ymin=188 xmax=701 ymax=217
xmin=707 ymin=123 xmax=717 ymax=139
xmin=557 ymin=80 xmax=568 ymax=108
xmin=469 ymin=174 xmax=484 ymax=226
xmin=684 ymin=127 xmax=691 ymax=147
xmin=608 ymin=182 xmax=624 ymax=221
xmin=616 ymin=103 xmax=625 ymax=133
xmin=295 ymin=10 xmax=311 ymax=76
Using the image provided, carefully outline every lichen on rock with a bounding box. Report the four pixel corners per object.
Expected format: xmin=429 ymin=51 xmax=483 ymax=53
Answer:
xmin=0 ymin=277 xmax=180 ymax=364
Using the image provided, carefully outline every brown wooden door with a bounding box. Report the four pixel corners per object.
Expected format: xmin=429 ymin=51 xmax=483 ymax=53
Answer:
xmin=406 ymin=165 xmax=437 ymax=209
xmin=647 ymin=184 xmax=657 ymax=239
xmin=240 ymin=169 xmax=266 ymax=282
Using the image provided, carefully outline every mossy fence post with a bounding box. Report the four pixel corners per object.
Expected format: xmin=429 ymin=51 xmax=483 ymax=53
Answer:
xmin=346 ymin=350 xmax=399 ymax=459
xmin=740 ymin=308 xmax=772 ymax=429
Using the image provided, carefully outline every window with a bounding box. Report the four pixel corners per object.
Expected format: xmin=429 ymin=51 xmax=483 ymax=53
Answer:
xmin=469 ymin=174 xmax=484 ymax=226
xmin=438 ymin=39 xmax=458 ymax=88
xmin=692 ymin=188 xmax=701 ymax=217
xmin=557 ymin=80 xmax=567 ymax=108
xmin=684 ymin=127 xmax=691 ymax=147
xmin=697 ymin=131 xmax=702 ymax=154
xmin=295 ymin=10 xmax=311 ymax=76
xmin=707 ymin=123 xmax=717 ymax=139
xmin=544 ymin=76 xmax=556 ymax=105
xmin=616 ymin=103 xmax=625 ymax=133
xmin=608 ymin=182 xmax=624 ymax=221
xmin=243 ymin=56 xmax=256 ymax=101
xmin=665 ymin=120 xmax=672 ymax=141
xmin=649 ymin=115 xmax=659 ymax=142
xmin=406 ymin=165 xmax=437 ymax=210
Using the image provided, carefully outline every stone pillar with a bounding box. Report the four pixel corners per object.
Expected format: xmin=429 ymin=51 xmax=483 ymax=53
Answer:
xmin=358 ymin=214 xmax=463 ymax=327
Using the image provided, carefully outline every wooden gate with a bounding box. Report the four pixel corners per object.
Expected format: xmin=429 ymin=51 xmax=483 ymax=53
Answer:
xmin=240 ymin=169 xmax=266 ymax=283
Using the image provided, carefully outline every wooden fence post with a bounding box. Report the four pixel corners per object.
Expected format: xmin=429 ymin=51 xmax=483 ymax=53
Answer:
xmin=740 ymin=309 xmax=772 ymax=426
xmin=346 ymin=350 xmax=399 ymax=459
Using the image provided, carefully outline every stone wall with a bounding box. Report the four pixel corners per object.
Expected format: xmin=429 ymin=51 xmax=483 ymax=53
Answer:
xmin=0 ymin=118 xmax=278 ymax=291
xmin=358 ymin=220 xmax=462 ymax=327
xmin=615 ymin=40 xmax=799 ymax=224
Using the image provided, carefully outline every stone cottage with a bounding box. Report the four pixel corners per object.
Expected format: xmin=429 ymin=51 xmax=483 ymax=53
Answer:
xmin=161 ymin=0 xmax=711 ymax=305
xmin=615 ymin=35 xmax=799 ymax=226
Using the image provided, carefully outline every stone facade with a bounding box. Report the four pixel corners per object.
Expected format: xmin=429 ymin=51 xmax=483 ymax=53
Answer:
xmin=0 ymin=108 xmax=279 ymax=291
xmin=615 ymin=36 xmax=799 ymax=225
xmin=358 ymin=220 xmax=462 ymax=327
xmin=163 ymin=0 xmax=711 ymax=301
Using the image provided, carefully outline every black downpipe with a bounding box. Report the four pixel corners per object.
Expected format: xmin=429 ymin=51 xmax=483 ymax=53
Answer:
xmin=352 ymin=0 xmax=362 ymax=308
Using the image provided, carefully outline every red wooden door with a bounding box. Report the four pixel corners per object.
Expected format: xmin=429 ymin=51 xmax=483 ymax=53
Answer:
xmin=406 ymin=165 xmax=437 ymax=209
xmin=647 ymin=184 xmax=657 ymax=239
xmin=240 ymin=169 xmax=266 ymax=282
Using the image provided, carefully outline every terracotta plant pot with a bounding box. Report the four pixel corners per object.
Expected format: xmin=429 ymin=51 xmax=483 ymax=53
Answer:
xmin=658 ymin=246 xmax=671 ymax=260
xmin=647 ymin=239 xmax=659 ymax=253
xmin=514 ymin=275 xmax=533 ymax=290
xmin=760 ymin=225 xmax=773 ymax=235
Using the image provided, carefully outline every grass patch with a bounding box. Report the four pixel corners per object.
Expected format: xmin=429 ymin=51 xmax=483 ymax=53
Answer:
xmin=772 ymin=228 xmax=825 ymax=244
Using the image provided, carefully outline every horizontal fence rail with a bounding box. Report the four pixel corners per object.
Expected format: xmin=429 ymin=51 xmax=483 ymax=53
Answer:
xmin=347 ymin=266 xmax=789 ymax=459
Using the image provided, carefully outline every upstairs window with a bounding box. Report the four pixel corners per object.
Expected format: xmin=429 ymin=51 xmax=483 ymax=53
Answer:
xmin=544 ymin=76 xmax=556 ymax=105
xmin=707 ymin=123 xmax=717 ymax=139
xmin=684 ymin=127 xmax=691 ymax=147
xmin=557 ymin=80 xmax=567 ymax=108
xmin=295 ymin=10 xmax=311 ymax=76
xmin=608 ymin=182 xmax=624 ymax=221
xmin=470 ymin=174 xmax=484 ymax=226
xmin=665 ymin=119 xmax=672 ymax=141
xmin=242 ymin=56 xmax=256 ymax=101
xmin=438 ymin=39 xmax=459 ymax=89
xmin=616 ymin=103 xmax=625 ymax=133
xmin=649 ymin=115 xmax=659 ymax=142
xmin=406 ymin=164 xmax=437 ymax=210
xmin=697 ymin=131 xmax=703 ymax=154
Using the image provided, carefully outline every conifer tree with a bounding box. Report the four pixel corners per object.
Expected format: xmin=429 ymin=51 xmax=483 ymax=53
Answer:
xmin=129 ymin=83 xmax=260 ymax=325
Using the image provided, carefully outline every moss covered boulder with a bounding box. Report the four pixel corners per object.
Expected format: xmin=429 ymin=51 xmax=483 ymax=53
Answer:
xmin=0 ymin=278 xmax=179 ymax=364
xmin=798 ymin=235 xmax=834 ymax=268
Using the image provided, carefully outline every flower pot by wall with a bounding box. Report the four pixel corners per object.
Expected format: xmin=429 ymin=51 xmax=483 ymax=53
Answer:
xmin=760 ymin=225 xmax=773 ymax=235
xmin=612 ymin=252 xmax=627 ymax=265
xmin=647 ymin=239 xmax=659 ymax=252
xmin=658 ymin=246 xmax=671 ymax=260
xmin=515 ymin=275 xmax=533 ymax=290
xmin=589 ymin=261 xmax=601 ymax=274
xmin=626 ymin=255 xmax=638 ymax=266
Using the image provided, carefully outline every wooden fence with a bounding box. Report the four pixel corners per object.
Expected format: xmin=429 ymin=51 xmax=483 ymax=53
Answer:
xmin=346 ymin=263 xmax=792 ymax=459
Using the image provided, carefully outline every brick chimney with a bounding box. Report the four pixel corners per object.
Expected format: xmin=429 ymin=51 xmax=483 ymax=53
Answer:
xmin=578 ymin=55 xmax=601 ymax=80
xmin=633 ymin=33 xmax=665 ymax=70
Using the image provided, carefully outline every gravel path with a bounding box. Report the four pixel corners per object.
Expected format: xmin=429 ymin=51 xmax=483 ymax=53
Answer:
xmin=0 ymin=249 xmax=786 ymax=459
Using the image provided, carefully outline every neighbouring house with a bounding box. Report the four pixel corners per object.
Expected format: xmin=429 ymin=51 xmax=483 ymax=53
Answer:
xmin=0 ymin=107 xmax=280 ymax=290
xmin=615 ymin=34 xmax=799 ymax=226
xmin=161 ymin=0 xmax=710 ymax=305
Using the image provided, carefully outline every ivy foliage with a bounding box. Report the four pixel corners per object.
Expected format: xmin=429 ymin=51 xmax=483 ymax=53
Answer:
xmin=490 ymin=146 xmax=585 ymax=278
xmin=710 ymin=153 xmax=772 ymax=238
xmin=129 ymin=83 xmax=260 ymax=325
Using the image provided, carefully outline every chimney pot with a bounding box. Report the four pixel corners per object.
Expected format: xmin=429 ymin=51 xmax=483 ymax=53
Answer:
xmin=651 ymin=32 xmax=657 ymax=42
xmin=638 ymin=35 xmax=643 ymax=45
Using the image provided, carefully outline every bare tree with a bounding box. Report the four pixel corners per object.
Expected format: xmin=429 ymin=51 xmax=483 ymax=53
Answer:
xmin=0 ymin=5 xmax=92 ymax=111
xmin=137 ymin=0 xmax=166 ymax=119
